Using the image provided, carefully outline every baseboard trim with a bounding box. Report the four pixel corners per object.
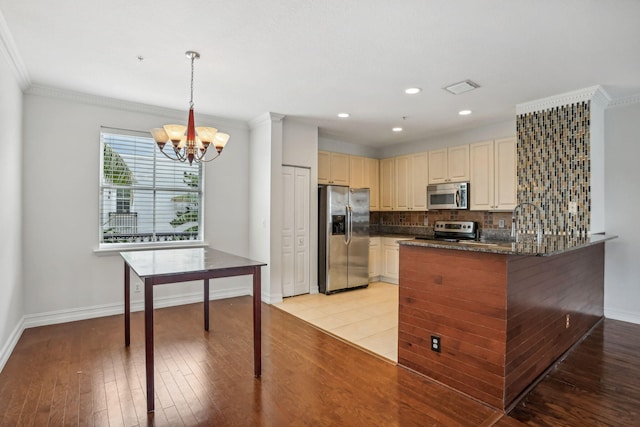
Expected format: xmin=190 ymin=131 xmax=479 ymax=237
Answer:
xmin=0 ymin=317 xmax=26 ymax=374
xmin=23 ymin=288 xmax=251 ymax=329
xmin=379 ymin=276 xmax=399 ymax=285
xmin=1 ymin=288 xmax=250 ymax=373
xmin=604 ymin=307 xmax=640 ymax=325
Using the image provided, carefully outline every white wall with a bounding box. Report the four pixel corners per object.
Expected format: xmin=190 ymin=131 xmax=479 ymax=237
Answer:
xmin=249 ymin=113 xmax=285 ymax=303
xmin=0 ymin=44 xmax=24 ymax=370
xmin=604 ymin=99 xmax=640 ymax=323
xmin=318 ymin=136 xmax=379 ymax=158
xmin=21 ymin=87 xmax=252 ymax=324
xmin=283 ymin=118 xmax=319 ymax=293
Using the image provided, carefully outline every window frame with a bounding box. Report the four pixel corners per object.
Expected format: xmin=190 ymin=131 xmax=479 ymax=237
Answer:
xmin=98 ymin=128 xmax=206 ymax=252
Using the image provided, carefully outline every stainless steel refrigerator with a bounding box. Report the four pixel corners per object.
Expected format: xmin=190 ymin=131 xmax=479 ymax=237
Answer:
xmin=318 ymin=185 xmax=369 ymax=294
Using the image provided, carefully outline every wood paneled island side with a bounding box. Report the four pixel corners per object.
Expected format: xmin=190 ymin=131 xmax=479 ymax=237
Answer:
xmin=397 ymin=240 xmax=608 ymax=411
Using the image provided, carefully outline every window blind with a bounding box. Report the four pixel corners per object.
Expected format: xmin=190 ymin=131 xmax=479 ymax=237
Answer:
xmin=99 ymin=130 xmax=204 ymax=246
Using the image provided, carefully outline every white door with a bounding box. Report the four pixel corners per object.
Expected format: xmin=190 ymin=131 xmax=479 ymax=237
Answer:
xmin=282 ymin=166 xmax=310 ymax=297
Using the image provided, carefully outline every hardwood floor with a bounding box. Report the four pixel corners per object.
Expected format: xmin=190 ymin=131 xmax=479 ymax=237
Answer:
xmin=509 ymin=319 xmax=640 ymax=426
xmin=0 ymin=296 xmax=638 ymax=426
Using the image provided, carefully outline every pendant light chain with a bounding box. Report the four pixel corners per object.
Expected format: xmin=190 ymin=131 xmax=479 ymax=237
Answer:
xmin=190 ymin=53 xmax=195 ymax=109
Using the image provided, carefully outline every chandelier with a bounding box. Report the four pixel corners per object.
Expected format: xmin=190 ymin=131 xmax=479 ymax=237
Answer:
xmin=149 ymin=51 xmax=230 ymax=165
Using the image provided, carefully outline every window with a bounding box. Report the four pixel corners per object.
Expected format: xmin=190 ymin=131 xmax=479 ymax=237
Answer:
xmin=99 ymin=129 xmax=204 ymax=246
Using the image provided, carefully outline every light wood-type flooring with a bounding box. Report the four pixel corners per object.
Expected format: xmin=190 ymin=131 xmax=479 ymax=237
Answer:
xmin=0 ymin=296 xmax=638 ymax=426
xmin=274 ymin=282 xmax=398 ymax=361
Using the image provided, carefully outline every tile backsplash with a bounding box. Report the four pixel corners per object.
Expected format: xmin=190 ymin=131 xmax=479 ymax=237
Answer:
xmin=370 ymin=210 xmax=513 ymax=239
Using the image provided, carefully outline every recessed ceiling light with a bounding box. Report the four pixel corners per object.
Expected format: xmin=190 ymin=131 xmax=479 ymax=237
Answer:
xmin=459 ymin=110 xmax=472 ymax=116
xmin=405 ymin=87 xmax=421 ymax=95
xmin=337 ymin=113 xmax=350 ymax=118
xmin=392 ymin=127 xmax=403 ymax=132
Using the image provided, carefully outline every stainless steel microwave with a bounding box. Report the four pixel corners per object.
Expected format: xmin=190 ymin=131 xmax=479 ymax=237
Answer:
xmin=427 ymin=182 xmax=469 ymax=210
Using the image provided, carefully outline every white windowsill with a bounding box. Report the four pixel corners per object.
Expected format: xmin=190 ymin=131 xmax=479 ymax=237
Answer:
xmin=93 ymin=241 xmax=209 ymax=256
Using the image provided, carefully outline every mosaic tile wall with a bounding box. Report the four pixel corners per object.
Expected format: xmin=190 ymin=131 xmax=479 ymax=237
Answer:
xmin=516 ymin=101 xmax=590 ymax=236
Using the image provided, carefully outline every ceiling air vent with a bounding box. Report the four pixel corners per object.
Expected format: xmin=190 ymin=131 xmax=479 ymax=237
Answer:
xmin=444 ymin=80 xmax=480 ymax=95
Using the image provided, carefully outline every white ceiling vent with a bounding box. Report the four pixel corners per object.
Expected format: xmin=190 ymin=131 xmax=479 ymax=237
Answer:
xmin=444 ymin=80 xmax=480 ymax=95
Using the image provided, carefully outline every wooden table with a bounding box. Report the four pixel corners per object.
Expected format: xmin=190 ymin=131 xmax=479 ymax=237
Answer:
xmin=120 ymin=248 xmax=266 ymax=412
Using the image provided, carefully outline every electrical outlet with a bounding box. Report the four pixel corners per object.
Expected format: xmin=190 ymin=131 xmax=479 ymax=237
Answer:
xmin=568 ymin=201 xmax=578 ymax=215
xmin=430 ymin=335 xmax=441 ymax=353
xmin=498 ymin=219 xmax=505 ymax=228
xmin=135 ymin=283 xmax=141 ymax=293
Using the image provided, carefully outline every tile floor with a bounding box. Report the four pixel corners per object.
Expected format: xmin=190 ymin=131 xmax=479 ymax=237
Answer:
xmin=273 ymin=282 xmax=398 ymax=362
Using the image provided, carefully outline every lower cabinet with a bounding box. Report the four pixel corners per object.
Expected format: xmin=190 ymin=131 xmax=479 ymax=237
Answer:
xmin=370 ymin=236 xmax=411 ymax=284
xmin=382 ymin=239 xmax=400 ymax=284
xmin=369 ymin=237 xmax=381 ymax=281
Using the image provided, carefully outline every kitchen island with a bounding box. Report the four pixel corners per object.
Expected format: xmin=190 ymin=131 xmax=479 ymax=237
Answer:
xmin=397 ymin=234 xmax=615 ymax=411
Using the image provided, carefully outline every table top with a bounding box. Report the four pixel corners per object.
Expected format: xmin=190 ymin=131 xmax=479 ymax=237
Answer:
xmin=120 ymin=248 xmax=266 ymax=278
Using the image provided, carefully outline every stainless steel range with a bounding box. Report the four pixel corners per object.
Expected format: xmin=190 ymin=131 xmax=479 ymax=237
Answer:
xmin=430 ymin=220 xmax=478 ymax=242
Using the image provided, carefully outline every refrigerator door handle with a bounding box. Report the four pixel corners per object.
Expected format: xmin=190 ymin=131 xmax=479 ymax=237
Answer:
xmin=345 ymin=204 xmax=353 ymax=245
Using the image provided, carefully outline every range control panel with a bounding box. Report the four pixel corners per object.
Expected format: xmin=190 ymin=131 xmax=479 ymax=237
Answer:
xmin=433 ymin=220 xmax=478 ymax=239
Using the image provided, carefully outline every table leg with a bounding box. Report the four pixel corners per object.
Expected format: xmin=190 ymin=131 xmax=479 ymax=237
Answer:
xmin=145 ymin=278 xmax=155 ymax=412
xmin=124 ymin=263 xmax=130 ymax=347
xmin=204 ymin=278 xmax=209 ymax=331
xmin=253 ymin=266 xmax=262 ymax=378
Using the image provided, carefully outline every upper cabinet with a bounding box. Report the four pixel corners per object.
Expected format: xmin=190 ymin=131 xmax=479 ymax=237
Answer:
xmin=349 ymin=155 xmax=366 ymax=188
xmin=469 ymin=137 xmax=517 ymax=211
xmin=365 ymin=157 xmax=380 ymax=211
xmin=394 ymin=155 xmax=411 ymax=210
xmin=410 ymin=152 xmax=429 ymax=210
xmin=493 ymin=137 xmax=518 ymax=210
xmin=379 ymin=157 xmax=395 ymax=211
xmin=428 ymin=144 xmax=470 ymax=184
xmin=318 ymin=151 xmax=349 ymax=185
xmin=394 ymin=152 xmax=428 ymax=210
xmin=349 ymin=155 xmax=379 ymax=210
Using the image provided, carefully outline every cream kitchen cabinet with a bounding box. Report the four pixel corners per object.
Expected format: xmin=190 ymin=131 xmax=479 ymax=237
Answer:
xmin=350 ymin=155 xmax=380 ymax=211
xmin=394 ymin=155 xmax=411 ymax=210
xmin=366 ymin=157 xmax=380 ymax=210
xmin=410 ymin=152 xmax=429 ymax=210
xmin=369 ymin=236 xmax=381 ymax=281
xmin=394 ymin=152 xmax=429 ymax=210
xmin=428 ymin=144 xmax=470 ymax=184
xmin=318 ymin=151 xmax=349 ymax=185
xmin=381 ymin=237 xmax=412 ymax=284
xmin=349 ymin=155 xmax=366 ymax=188
xmin=379 ymin=157 xmax=395 ymax=211
xmin=382 ymin=237 xmax=400 ymax=284
xmin=470 ymin=137 xmax=517 ymax=211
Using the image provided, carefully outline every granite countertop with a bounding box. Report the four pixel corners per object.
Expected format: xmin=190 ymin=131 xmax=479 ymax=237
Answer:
xmin=370 ymin=233 xmax=417 ymax=239
xmin=398 ymin=233 xmax=617 ymax=257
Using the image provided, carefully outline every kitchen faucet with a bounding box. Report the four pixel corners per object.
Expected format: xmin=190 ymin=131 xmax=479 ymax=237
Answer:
xmin=511 ymin=202 xmax=544 ymax=246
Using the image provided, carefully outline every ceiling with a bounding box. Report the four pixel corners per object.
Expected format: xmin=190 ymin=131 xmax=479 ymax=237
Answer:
xmin=1 ymin=0 xmax=639 ymax=148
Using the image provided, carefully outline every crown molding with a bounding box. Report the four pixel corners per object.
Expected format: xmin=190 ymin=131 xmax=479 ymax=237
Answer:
xmin=608 ymin=92 xmax=640 ymax=108
xmin=248 ymin=112 xmax=286 ymax=129
xmin=0 ymin=9 xmax=31 ymax=89
xmin=516 ymin=85 xmax=611 ymax=115
xmin=24 ymin=84 xmax=249 ymax=131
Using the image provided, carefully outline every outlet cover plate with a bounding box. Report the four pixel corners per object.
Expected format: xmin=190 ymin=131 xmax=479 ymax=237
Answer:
xmin=430 ymin=335 xmax=441 ymax=353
